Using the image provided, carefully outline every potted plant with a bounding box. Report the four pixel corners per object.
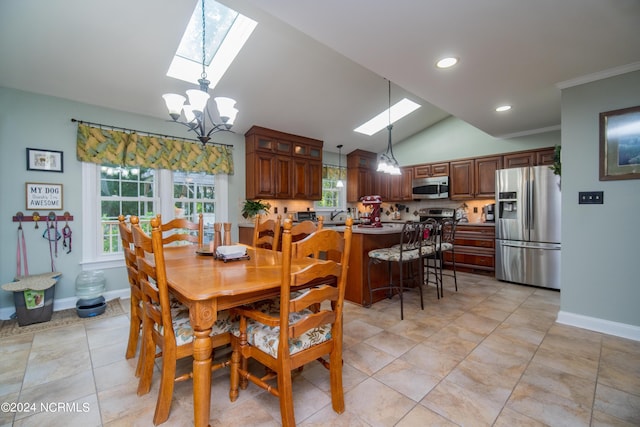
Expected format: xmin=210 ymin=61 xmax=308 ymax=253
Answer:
xmin=242 ymin=199 xmax=271 ymax=219
xmin=549 ymin=145 xmax=561 ymax=176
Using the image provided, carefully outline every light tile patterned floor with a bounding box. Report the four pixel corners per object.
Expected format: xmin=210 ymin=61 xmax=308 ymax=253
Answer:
xmin=1 ymin=272 xmax=639 ymax=426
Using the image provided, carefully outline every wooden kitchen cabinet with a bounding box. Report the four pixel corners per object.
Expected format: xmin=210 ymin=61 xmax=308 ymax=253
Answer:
xmin=347 ymin=149 xmax=377 ymax=202
xmin=503 ymin=147 xmax=556 ymax=168
xmin=238 ymin=225 xmax=254 ymax=246
xmin=293 ymin=157 xmax=322 ymax=200
xmin=444 ymin=224 xmax=495 ymax=273
xmin=245 ymin=126 xmax=323 ymax=200
xmin=387 ymin=167 xmax=413 ymax=201
xmin=503 ymin=151 xmax=535 ymax=168
xmin=475 ymin=155 xmax=502 ymax=198
xmin=535 ymin=147 xmax=556 ymax=166
xmin=450 ymin=155 xmax=501 ymax=200
xmin=449 ymin=159 xmax=474 ymax=199
xmin=413 ymin=162 xmax=449 ymax=178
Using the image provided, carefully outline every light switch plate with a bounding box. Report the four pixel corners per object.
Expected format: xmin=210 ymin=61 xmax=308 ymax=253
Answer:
xmin=578 ymin=191 xmax=604 ymax=204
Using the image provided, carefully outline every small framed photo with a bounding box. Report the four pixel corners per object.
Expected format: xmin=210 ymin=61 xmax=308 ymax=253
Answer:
xmin=599 ymin=105 xmax=640 ymax=181
xmin=26 ymin=183 xmax=63 ymax=210
xmin=26 ymin=148 xmax=64 ymax=173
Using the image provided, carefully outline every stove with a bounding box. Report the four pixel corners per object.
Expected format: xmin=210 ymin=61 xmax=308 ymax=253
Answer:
xmin=418 ymin=207 xmax=455 ymax=221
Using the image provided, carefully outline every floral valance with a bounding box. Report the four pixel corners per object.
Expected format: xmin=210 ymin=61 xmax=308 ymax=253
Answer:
xmin=76 ymin=123 xmax=234 ymax=175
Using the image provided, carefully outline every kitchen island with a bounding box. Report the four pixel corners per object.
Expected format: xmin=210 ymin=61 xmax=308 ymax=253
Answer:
xmin=330 ymin=223 xmax=407 ymax=305
xmin=239 ymin=222 xmax=407 ymax=306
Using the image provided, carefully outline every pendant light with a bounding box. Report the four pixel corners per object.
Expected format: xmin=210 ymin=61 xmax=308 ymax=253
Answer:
xmin=162 ymin=0 xmax=238 ymax=144
xmin=376 ymin=80 xmax=402 ymax=175
xmin=336 ymin=144 xmax=344 ymax=188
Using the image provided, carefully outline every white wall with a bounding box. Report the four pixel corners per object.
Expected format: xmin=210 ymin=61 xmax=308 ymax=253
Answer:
xmin=558 ymin=70 xmax=640 ymax=337
xmin=393 ymin=115 xmax=559 ymax=165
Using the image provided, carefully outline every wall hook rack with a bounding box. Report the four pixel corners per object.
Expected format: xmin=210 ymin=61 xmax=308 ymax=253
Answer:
xmin=13 ymin=211 xmax=74 ymax=223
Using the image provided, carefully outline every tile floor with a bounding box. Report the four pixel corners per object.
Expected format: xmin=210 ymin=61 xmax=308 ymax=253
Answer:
xmin=1 ymin=272 xmax=639 ymax=426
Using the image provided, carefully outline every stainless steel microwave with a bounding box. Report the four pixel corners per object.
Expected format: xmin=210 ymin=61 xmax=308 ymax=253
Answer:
xmin=412 ymin=176 xmax=449 ymax=199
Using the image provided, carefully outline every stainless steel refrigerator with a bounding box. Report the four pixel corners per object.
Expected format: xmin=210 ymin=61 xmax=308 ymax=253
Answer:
xmin=495 ymin=166 xmax=561 ymax=289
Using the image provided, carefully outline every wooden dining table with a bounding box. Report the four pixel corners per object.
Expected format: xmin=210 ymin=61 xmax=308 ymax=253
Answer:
xmin=161 ymin=244 xmax=319 ymax=427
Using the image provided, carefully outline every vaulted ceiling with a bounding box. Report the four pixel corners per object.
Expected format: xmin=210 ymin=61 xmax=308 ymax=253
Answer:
xmin=1 ymin=0 xmax=639 ymax=154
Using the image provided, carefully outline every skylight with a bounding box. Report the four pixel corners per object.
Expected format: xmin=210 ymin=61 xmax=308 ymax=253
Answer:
xmin=166 ymin=0 xmax=257 ymax=90
xmin=354 ymin=99 xmax=421 ymax=136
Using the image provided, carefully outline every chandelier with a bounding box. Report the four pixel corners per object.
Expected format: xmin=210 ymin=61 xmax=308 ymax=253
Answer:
xmin=376 ymin=80 xmax=401 ymax=175
xmin=162 ymin=0 xmax=238 ymax=144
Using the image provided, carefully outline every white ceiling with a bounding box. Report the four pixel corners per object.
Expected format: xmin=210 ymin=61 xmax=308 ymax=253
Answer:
xmin=1 ymin=0 xmax=639 ymax=155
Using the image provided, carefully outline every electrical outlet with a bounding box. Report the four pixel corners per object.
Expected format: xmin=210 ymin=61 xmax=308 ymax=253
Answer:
xmin=578 ymin=191 xmax=604 ymax=204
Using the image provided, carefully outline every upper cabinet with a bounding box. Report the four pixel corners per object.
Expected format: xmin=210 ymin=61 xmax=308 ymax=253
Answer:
xmin=387 ymin=167 xmax=414 ymax=202
xmin=503 ymin=147 xmax=556 ymax=168
xmin=346 ymin=150 xmax=413 ymax=202
xmin=245 ymin=126 xmax=323 ymax=200
xmin=413 ymin=162 xmax=449 ymax=178
xmin=450 ymin=155 xmax=502 ymax=200
xmin=346 ymin=150 xmax=377 ymax=202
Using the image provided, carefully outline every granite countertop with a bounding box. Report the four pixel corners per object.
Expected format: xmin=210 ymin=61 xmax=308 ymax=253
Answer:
xmin=323 ymin=223 xmax=405 ymax=234
xmin=457 ymin=221 xmax=495 ymax=227
xmin=239 ymin=221 xmax=404 ymax=234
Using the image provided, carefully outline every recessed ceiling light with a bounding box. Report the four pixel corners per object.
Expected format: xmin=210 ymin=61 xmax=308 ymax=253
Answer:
xmin=436 ymin=57 xmax=458 ymax=69
xmin=496 ymin=105 xmax=512 ymax=112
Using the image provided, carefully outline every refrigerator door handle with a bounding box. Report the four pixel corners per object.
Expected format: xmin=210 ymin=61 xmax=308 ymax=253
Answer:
xmin=528 ymin=178 xmax=534 ymax=231
xmin=500 ymin=242 xmax=561 ymax=250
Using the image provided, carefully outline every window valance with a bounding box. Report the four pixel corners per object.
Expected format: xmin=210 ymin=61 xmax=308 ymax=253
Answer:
xmin=75 ymin=122 xmax=234 ymax=175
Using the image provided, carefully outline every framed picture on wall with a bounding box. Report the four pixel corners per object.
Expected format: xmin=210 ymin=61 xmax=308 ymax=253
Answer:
xmin=26 ymin=148 xmax=64 ymax=173
xmin=599 ymin=105 xmax=640 ymax=181
xmin=25 ymin=183 xmax=63 ymax=210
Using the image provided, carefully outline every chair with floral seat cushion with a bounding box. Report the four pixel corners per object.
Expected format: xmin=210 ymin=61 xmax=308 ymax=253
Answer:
xmin=253 ymin=214 xmax=282 ymax=251
xmin=131 ymin=215 xmax=235 ymax=425
xmin=229 ymin=217 xmax=353 ymax=426
xmin=117 ymin=215 xmax=145 ymax=376
xmin=366 ymin=220 xmax=426 ymax=320
xmin=129 ymin=214 xmax=205 ymax=378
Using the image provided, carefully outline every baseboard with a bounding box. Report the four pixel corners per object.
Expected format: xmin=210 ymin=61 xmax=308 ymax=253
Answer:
xmin=0 ymin=288 xmax=131 ymax=320
xmin=557 ymin=310 xmax=640 ymax=342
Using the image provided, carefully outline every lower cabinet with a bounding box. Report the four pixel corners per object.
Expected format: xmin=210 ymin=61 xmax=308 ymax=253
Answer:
xmin=444 ymin=224 xmax=495 ymax=273
xmin=238 ymin=226 xmax=254 ymax=246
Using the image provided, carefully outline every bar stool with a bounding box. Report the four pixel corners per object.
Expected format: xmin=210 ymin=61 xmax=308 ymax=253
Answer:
xmin=420 ymin=218 xmax=442 ymax=298
xmin=436 ymin=217 xmax=458 ymax=295
xmin=366 ymin=221 xmax=425 ymax=320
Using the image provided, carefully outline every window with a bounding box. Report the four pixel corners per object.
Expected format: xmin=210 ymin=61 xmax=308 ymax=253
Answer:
xmin=100 ymin=166 xmax=156 ymax=255
xmin=315 ymin=165 xmax=345 ymax=210
xmin=173 ymin=171 xmax=216 ymax=242
xmin=82 ymin=163 xmax=226 ymax=269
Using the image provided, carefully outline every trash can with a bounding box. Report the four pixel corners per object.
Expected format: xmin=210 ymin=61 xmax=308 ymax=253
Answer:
xmin=1 ymin=272 xmax=61 ymax=326
xmin=75 ymin=271 xmax=107 ymax=318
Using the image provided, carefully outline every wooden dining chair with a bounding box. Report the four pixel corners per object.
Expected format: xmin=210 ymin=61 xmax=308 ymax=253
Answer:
xmin=131 ymin=215 xmax=235 ymax=425
xmin=229 ymin=217 xmax=353 ymax=426
xmin=252 ymin=214 xmax=282 ymax=250
xmin=118 ymin=215 xmax=145 ymax=375
xmin=158 ymin=213 xmax=204 ymax=246
xmin=288 ymin=215 xmax=324 ymax=243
